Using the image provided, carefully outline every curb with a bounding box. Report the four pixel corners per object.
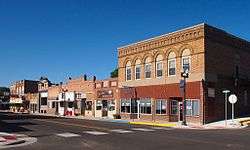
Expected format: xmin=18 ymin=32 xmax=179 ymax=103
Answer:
xmin=128 ymin=121 xmax=176 ymax=127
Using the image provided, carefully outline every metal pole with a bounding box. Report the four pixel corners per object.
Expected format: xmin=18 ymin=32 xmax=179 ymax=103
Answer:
xmin=182 ymin=77 xmax=187 ymax=125
xmin=225 ymin=92 xmax=227 ymax=127
xmin=137 ymin=100 xmax=140 ymax=119
xmin=232 ymin=103 xmax=234 ymax=124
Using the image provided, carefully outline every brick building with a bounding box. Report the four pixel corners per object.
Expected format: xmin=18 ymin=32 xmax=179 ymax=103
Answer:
xmin=0 ymin=87 xmax=10 ymax=110
xmin=9 ymin=80 xmax=39 ymax=112
xmin=38 ymin=77 xmax=53 ymax=114
xmin=94 ymin=78 xmax=119 ymax=118
xmin=118 ymin=23 xmax=250 ymax=125
xmin=57 ymin=75 xmax=96 ymax=116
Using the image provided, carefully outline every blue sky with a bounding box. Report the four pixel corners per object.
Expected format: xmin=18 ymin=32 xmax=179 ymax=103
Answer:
xmin=0 ymin=0 xmax=250 ymax=86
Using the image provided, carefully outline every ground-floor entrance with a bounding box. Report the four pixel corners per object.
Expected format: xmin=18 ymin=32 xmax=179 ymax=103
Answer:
xmin=95 ymin=100 xmax=116 ymax=118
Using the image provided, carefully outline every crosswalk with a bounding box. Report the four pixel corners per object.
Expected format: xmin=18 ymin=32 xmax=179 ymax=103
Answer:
xmin=55 ymin=127 xmax=173 ymax=138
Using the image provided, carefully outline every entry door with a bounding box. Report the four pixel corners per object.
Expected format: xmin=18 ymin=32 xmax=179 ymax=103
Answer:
xmin=179 ymin=102 xmax=183 ymax=121
xmin=102 ymin=100 xmax=108 ymax=117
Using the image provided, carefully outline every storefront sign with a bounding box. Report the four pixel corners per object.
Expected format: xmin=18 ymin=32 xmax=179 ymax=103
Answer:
xmin=10 ymin=98 xmax=23 ymax=104
xmin=97 ymin=90 xmax=113 ymax=98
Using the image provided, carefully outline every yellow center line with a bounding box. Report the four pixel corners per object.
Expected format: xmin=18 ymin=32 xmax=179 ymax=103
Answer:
xmin=34 ymin=119 xmax=112 ymax=132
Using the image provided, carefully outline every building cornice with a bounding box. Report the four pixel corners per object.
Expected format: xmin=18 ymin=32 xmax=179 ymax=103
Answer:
xmin=118 ymin=23 xmax=205 ymax=57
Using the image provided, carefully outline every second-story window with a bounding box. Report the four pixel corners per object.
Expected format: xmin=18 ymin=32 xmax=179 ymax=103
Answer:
xmin=144 ymin=57 xmax=152 ymax=79
xmin=168 ymin=52 xmax=176 ymax=76
xmin=125 ymin=61 xmax=132 ymax=81
xmin=168 ymin=59 xmax=176 ymax=76
xmin=145 ymin=64 xmax=151 ymax=78
xmin=182 ymin=57 xmax=190 ymax=73
xmin=182 ymin=49 xmax=191 ymax=73
xmin=156 ymin=54 xmax=163 ymax=78
xmin=135 ymin=59 xmax=141 ymax=80
xmin=135 ymin=65 xmax=141 ymax=80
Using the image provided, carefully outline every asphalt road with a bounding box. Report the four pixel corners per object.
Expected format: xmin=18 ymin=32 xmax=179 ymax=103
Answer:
xmin=0 ymin=112 xmax=250 ymax=150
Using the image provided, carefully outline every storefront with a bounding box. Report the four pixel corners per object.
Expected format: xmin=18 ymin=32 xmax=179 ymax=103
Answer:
xmin=95 ymin=90 xmax=116 ymax=118
xmin=94 ymin=78 xmax=118 ymax=119
xmin=119 ymin=81 xmax=203 ymax=124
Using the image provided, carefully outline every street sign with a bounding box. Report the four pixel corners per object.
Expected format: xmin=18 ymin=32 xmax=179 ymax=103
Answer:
xmin=229 ymin=94 xmax=237 ymax=104
xmin=179 ymin=80 xmax=185 ymax=88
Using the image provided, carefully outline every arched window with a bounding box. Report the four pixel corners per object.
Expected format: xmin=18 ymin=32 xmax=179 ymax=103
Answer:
xmin=125 ymin=61 xmax=132 ymax=81
xmin=144 ymin=57 xmax=152 ymax=79
xmin=168 ymin=52 xmax=176 ymax=76
xmin=181 ymin=49 xmax=191 ymax=73
xmin=135 ymin=59 xmax=141 ymax=80
xmin=156 ymin=55 xmax=163 ymax=78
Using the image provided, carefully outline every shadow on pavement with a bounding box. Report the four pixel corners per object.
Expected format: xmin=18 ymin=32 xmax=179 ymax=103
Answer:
xmin=0 ymin=112 xmax=64 ymax=133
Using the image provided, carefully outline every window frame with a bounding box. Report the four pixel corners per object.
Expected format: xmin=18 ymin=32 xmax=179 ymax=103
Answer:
xmin=170 ymin=100 xmax=178 ymax=115
xmin=156 ymin=99 xmax=167 ymax=115
xmin=185 ymin=99 xmax=200 ymax=117
xmin=135 ymin=65 xmax=141 ymax=80
xmin=140 ymin=99 xmax=152 ymax=114
xmin=125 ymin=66 xmax=132 ymax=81
xmin=144 ymin=63 xmax=152 ymax=79
xmin=168 ymin=58 xmax=176 ymax=76
xmin=182 ymin=56 xmax=191 ymax=73
xmin=156 ymin=61 xmax=163 ymax=78
xmin=120 ymin=99 xmax=131 ymax=114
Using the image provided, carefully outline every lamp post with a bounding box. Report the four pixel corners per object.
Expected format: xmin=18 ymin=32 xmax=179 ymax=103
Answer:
xmin=181 ymin=69 xmax=189 ymax=126
xmin=222 ymin=90 xmax=230 ymax=127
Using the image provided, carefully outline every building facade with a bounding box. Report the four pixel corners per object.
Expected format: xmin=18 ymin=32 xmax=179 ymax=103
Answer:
xmin=38 ymin=77 xmax=53 ymax=114
xmin=94 ymin=78 xmax=119 ymax=118
xmin=57 ymin=76 xmax=96 ymax=116
xmin=9 ymin=80 xmax=39 ymax=112
xmin=0 ymin=87 xmax=10 ymax=110
xmin=118 ymin=23 xmax=250 ymax=125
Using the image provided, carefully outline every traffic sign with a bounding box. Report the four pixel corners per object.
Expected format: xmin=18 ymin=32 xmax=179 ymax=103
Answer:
xmin=229 ymin=94 xmax=237 ymax=104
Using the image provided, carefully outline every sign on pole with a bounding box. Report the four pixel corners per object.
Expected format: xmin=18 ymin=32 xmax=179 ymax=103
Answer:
xmin=229 ymin=94 xmax=237 ymax=104
xmin=229 ymin=94 xmax=237 ymax=123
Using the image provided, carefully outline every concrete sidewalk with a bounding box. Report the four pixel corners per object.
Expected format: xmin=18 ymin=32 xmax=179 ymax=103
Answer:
xmin=0 ymin=132 xmax=37 ymax=149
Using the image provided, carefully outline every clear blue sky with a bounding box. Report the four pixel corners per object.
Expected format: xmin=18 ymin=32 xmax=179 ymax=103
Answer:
xmin=0 ymin=0 xmax=250 ymax=86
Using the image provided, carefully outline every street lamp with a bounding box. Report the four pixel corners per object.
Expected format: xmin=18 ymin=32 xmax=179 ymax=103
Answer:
xmin=222 ymin=90 xmax=230 ymax=127
xmin=181 ymin=69 xmax=189 ymax=126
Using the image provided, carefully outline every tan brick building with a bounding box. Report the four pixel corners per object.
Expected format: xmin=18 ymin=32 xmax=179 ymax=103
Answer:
xmin=94 ymin=78 xmax=119 ymax=118
xmin=118 ymin=23 xmax=250 ymax=125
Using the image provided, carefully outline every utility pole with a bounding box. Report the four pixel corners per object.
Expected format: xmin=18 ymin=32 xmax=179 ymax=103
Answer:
xmin=222 ymin=90 xmax=230 ymax=127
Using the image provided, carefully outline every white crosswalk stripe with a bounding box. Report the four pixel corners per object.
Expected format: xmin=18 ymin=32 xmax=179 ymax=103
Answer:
xmin=84 ymin=131 xmax=108 ymax=135
xmin=131 ymin=128 xmax=155 ymax=132
xmin=56 ymin=132 xmax=80 ymax=138
xmin=111 ymin=129 xmax=133 ymax=133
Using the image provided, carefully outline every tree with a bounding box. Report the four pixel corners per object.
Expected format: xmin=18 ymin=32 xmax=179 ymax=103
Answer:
xmin=110 ymin=68 xmax=118 ymax=78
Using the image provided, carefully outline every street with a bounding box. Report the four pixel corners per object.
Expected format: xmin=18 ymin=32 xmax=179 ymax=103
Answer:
xmin=0 ymin=112 xmax=250 ymax=150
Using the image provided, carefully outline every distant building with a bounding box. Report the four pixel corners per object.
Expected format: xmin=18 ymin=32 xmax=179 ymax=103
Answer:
xmin=38 ymin=77 xmax=53 ymax=114
xmin=9 ymin=80 xmax=38 ymax=112
xmin=0 ymin=87 xmax=10 ymax=110
xmin=56 ymin=75 xmax=96 ymax=116
xmin=118 ymin=23 xmax=250 ymax=125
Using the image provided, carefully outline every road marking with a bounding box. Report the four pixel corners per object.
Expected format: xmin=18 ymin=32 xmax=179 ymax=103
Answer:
xmin=84 ymin=131 xmax=108 ymax=135
xmin=131 ymin=128 xmax=155 ymax=132
xmin=110 ymin=129 xmax=133 ymax=133
xmin=56 ymin=132 xmax=80 ymax=138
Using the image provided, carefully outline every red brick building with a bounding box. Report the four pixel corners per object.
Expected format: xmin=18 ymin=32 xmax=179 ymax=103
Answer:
xmin=118 ymin=23 xmax=250 ymax=125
